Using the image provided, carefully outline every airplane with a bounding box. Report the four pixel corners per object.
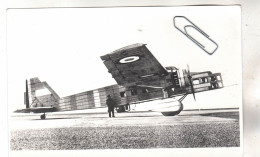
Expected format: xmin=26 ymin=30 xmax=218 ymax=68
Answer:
xmin=15 ymin=43 xmax=223 ymax=119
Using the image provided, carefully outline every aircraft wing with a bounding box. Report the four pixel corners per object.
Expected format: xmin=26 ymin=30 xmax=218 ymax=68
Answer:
xmin=100 ymin=43 xmax=169 ymax=86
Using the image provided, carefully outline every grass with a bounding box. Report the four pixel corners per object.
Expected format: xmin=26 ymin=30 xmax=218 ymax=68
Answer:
xmin=10 ymin=123 xmax=240 ymax=150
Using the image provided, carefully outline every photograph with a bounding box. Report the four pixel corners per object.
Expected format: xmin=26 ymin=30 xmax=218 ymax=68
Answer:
xmin=7 ymin=5 xmax=242 ymax=155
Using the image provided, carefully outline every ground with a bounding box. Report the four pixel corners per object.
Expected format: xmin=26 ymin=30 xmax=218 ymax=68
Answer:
xmin=9 ymin=108 xmax=240 ymax=150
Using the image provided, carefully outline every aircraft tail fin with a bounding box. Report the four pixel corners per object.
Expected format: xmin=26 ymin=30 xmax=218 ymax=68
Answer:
xmin=25 ymin=77 xmax=60 ymax=109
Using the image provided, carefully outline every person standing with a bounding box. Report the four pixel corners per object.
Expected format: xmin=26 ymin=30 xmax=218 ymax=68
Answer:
xmin=106 ymin=95 xmax=115 ymax=118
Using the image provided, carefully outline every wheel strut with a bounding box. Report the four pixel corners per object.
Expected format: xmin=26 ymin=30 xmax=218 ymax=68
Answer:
xmin=179 ymin=94 xmax=188 ymax=102
xmin=40 ymin=113 xmax=46 ymax=119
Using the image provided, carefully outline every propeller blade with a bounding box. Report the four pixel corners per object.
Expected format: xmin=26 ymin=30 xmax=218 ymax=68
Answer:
xmin=188 ymin=75 xmax=196 ymax=101
xmin=187 ymin=64 xmax=190 ymax=75
xmin=192 ymin=90 xmax=196 ymax=101
xmin=187 ymin=65 xmax=196 ymax=101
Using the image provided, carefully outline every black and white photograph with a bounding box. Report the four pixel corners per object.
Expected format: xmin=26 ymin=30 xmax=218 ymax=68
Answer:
xmin=6 ymin=5 xmax=243 ymax=157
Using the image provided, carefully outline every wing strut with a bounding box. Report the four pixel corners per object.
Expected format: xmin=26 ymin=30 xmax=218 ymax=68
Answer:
xmin=178 ymin=94 xmax=188 ymax=102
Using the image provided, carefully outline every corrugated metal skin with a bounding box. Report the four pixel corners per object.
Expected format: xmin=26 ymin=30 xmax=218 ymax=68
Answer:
xmin=57 ymin=85 xmax=124 ymax=111
xmin=28 ymin=78 xmax=59 ymax=108
xmin=93 ymin=90 xmax=101 ymax=108
xmin=58 ymin=90 xmax=95 ymax=111
xmin=100 ymin=44 xmax=168 ymax=86
xmin=56 ymin=84 xmax=165 ymax=111
xmin=28 ymin=77 xmax=165 ymax=112
xmin=136 ymin=87 xmax=163 ymax=101
xmin=51 ymin=84 xmax=165 ymax=111
xmin=31 ymin=94 xmax=57 ymax=107
xmin=98 ymin=88 xmax=107 ymax=107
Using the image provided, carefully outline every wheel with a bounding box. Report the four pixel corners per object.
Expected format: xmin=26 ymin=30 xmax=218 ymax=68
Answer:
xmin=40 ymin=114 xmax=46 ymax=119
xmin=161 ymin=100 xmax=183 ymax=116
xmin=161 ymin=111 xmax=181 ymax=116
xmin=116 ymin=106 xmax=126 ymax=113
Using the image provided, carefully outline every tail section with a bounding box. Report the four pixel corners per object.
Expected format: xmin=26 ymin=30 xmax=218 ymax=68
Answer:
xmin=25 ymin=77 xmax=60 ymax=108
xmin=25 ymin=80 xmax=30 ymax=108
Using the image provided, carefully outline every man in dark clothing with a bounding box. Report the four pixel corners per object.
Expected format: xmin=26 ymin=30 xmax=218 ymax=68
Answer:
xmin=106 ymin=95 xmax=115 ymax=117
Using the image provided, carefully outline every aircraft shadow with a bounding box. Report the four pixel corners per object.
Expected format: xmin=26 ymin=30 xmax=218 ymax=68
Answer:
xmin=179 ymin=111 xmax=239 ymax=120
xmin=85 ymin=115 xmax=163 ymax=119
xmin=32 ymin=117 xmax=80 ymax=120
xmin=53 ymin=112 xmax=108 ymax=116
xmin=118 ymin=115 xmax=162 ymax=118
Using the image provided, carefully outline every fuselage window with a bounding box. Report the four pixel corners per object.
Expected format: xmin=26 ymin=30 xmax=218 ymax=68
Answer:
xmin=142 ymin=89 xmax=149 ymax=94
xmin=131 ymin=89 xmax=137 ymax=95
xmin=201 ymin=77 xmax=208 ymax=83
xmin=120 ymin=91 xmax=126 ymax=97
xmin=192 ymin=79 xmax=200 ymax=85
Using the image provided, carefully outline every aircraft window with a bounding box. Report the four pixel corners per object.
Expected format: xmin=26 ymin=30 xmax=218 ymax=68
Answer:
xmin=142 ymin=89 xmax=149 ymax=94
xmin=193 ymin=79 xmax=200 ymax=85
xmin=120 ymin=92 xmax=126 ymax=97
xmin=131 ymin=89 xmax=137 ymax=95
xmin=201 ymin=78 xmax=208 ymax=83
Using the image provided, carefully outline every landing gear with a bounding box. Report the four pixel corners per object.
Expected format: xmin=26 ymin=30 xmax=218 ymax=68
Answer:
xmin=161 ymin=111 xmax=181 ymax=116
xmin=161 ymin=100 xmax=184 ymax=116
xmin=40 ymin=113 xmax=46 ymax=119
xmin=116 ymin=106 xmax=126 ymax=113
xmin=115 ymin=104 xmax=130 ymax=113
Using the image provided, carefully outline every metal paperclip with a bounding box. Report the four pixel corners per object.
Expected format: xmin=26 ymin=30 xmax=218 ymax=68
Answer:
xmin=173 ymin=16 xmax=218 ymax=55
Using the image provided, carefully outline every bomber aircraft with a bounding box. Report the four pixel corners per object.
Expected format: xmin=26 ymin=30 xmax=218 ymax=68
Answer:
xmin=16 ymin=43 xmax=223 ymax=119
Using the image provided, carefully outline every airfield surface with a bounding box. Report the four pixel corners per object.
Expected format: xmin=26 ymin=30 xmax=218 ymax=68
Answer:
xmin=10 ymin=108 xmax=240 ymax=150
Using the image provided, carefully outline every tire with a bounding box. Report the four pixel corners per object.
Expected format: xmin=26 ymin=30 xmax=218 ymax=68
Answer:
xmin=116 ymin=106 xmax=126 ymax=113
xmin=161 ymin=111 xmax=181 ymax=116
xmin=40 ymin=114 xmax=46 ymax=119
xmin=161 ymin=101 xmax=183 ymax=116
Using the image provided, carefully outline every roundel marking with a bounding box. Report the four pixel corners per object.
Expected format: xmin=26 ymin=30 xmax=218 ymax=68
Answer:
xmin=119 ymin=56 xmax=140 ymax=64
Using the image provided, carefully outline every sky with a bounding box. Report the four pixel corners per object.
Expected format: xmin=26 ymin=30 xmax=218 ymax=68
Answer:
xmin=7 ymin=6 xmax=241 ymax=112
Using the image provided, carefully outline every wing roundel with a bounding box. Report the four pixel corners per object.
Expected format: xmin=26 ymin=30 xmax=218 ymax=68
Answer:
xmin=100 ymin=43 xmax=168 ymax=86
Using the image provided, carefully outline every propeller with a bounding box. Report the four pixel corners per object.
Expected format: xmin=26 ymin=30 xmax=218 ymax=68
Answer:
xmin=187 ymin=65 xmax=196 ymax=101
